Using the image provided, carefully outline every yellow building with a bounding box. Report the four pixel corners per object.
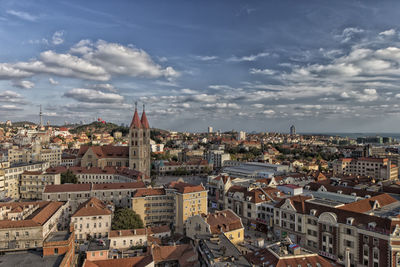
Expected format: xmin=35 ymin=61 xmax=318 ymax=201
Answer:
xmin=132 ymin=181 xmax=208 ymax=234
xmin=185 ymin=209 xmax=244 ymax=245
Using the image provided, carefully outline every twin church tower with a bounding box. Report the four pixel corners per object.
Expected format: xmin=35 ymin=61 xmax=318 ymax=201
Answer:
xmin=129 ymin=104 xmax=151 ymax=177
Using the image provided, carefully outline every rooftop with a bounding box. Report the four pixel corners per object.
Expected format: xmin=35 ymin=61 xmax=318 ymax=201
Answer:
xmin=87 ymin=239 xmax=111 ymax=251
xmin=0 ymin=250 xmax=64 ymax=267
xmin=45 ymin=230 xmax=70 ymax=243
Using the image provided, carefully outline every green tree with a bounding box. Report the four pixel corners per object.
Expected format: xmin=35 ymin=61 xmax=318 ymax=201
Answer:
xmin=61 ymin=170 xmax=78 ymax=184
xmin=112 ymin=208 xmax=144 ymax=230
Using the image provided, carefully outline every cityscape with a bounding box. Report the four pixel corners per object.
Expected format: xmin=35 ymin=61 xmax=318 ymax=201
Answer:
xmin=2 ymin=1 xmax=400 ymax=267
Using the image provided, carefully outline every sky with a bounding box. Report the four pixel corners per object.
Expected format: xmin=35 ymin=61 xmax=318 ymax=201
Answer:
xmin=1 ymin=0 xmax=400 ymax=133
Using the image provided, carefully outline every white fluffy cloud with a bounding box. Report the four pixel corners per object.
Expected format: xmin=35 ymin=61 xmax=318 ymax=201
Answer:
xmin=6 ymin=10 xmax=37 ymax=21
xmin=249 ymin=68 xmax=276 ymax=75
xmin=379 ymin=29 xmax=396 ymax=36
xmin=64 ymin=88 xmax=124 ymax=103
xmin=49 ymin=78 xmax=59 ymax=85
xmin=12 ymin=80 xmax=35 ymax=89
xmin=52 ymin=31 xmax=65 ymax=45
xmin=0 ymin=39 xmax=179 ymax=82
xmin=228 ymin=52 xmax=269 ymax=62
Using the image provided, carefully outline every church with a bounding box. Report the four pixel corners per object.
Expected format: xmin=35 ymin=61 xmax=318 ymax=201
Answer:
xmin=78 ymin=105 xmax=151 ymax=178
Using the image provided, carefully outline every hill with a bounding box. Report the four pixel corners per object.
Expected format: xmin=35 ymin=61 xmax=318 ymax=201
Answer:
xmin=69 ymin=121 xmax=129 ymax=136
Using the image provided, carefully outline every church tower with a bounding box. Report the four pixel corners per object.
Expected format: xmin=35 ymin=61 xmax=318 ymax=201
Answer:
xmin=129 ymin=103 xmax=151 ymax=178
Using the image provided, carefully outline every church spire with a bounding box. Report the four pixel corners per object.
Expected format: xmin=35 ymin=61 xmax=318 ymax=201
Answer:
xmin=130 ymin=101 xmax=142 ymax=129
xmin=141 ymin=104 xmax=150 ymax=129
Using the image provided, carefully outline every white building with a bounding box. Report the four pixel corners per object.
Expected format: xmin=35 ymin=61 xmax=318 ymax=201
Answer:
xmin=237 ymin=131 xmax=246 ymax=140
xmin=204 ymin=150 xmax=231 ymax=169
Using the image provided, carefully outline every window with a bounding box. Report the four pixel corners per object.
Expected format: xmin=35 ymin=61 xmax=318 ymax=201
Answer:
xmin=54 ymin=248 xmax=58 ymax=255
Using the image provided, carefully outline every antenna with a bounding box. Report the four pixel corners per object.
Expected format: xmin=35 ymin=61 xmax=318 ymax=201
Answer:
xmin=39 ymin=105 xmax=43 ymax=127
xmin=143 ymin=103 xmax=145 ymax=112
xmin=135 ymin=101 xmax=138 ymax=110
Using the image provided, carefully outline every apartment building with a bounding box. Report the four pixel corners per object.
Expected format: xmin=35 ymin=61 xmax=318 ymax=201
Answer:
xmin=132 ymin=188 xmax=175 ymax=227
xmin=207 ymin=173 xmax=233 ymax=210
xmin=43 ymin=181 xmax=145 ymax=213
xmin=34 ymin=147 xmax=62 ymax=167
xmin=20 ymin=170 xmax=60 ymax=200
xmin=109 ymin=228 xmax=147 ymax=250
xmin=46 ymin=165 xmax=148 ymax=184
xmin=0 ymin=201 xmax=69 ymax=252
xmin=7 ymin=146 xmax=32 ymax=164
xmin=154 ymin=159 xmax=212 ymax=175
xmin=186 ymin=209 xmax=244 ymax=245
xmin=203 ymin=150 xmax=231 ymax=169
xmin=273 ymin=192 xmax=400 ymax=266
xmin=132 ymin=181 xmax=208 ymax=234
xmin=169 ymin=181 xmax=208 ymax=234
xmin=224 ymin=185 xmax=283 ymax=230
xmin=3 ymin=161 xmax=50 ymax=199
xmin=71 ymin=197 xmax=112 ymax=240
xmin=333 ymin=157 xmax=398 ymax=180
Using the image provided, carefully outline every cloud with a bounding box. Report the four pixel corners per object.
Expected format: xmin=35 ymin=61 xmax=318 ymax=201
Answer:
xmin=193 ymin=55 xmax=218 ymax=61
xmin=52 ymin=31 xmax=65 ymax=45
xmin=0 ymin=104 xmax=23 ymax=111
xmin=204 ymin=103 xmax=240 ymax=109
xmin=89 ymin=83 xmax=117 ymax=92
xmin=379 ymin=29 xmax=396 ymax=36
xmin=263 ymin=109 xmax=275 ymax=115
xmin=12 ymin=80 xmax=35 ymax=89
xmin=63 ymin=88 xmax=124 ymax=103
xmin=0 ymin=90 xmax=26 ymax=104
xmin=228 ymin=52 xmax=269 ymax=62
xmin=72 ymin=40 xmax=180 ymax=79
xmin=6 ymin=10 xmax=37 ymax=21
xmin=0 ymin=39 xmax=178 ymax=82
xmin=49 ymin=78 xmax=59 ymax=85
xmin=249 ymin=68 xmax=276 ymax=75
xmin=337 ymin=27 xmax=364 ymax=43
xmin=0 ymin=64 xmax=32 ymax=79
xmin=181 ymin=88 xmax=198 ymax=94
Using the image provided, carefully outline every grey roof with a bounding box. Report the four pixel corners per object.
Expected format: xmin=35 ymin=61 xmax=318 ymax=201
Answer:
xmin=0 ymin=250 xmax=64 ymax=267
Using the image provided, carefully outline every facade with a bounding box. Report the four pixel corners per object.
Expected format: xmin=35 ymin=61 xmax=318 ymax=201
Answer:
xmin=290 ymin=125 xmax=296 ymax=135
xmin=109 ymin=228 xmax=147 ymax=250
xmin=20 ymin=170 xmax=60 ymax=200
xmin=129 ymin=105 xmax=151 ymax=177
xmin=0 ymin=201 xmax=69 ymax=252
xmin=333 ymin=157 xmax=398 ymax=180
xmin=237 ymin=131 xmax=246 ymax=140
xmin=3 ymin=161 xmax=50 ymax=199
xmin=71 ymin=197 xmax=112 ymax=240
xmin=43 ymin=181 xmax=146 ymax=213
xmin=204 ymin=150 xmax=231 ymax=169
xmin=132 ymin=181 xmax=208 ymax=233
xmin=154 ymin=159 xmax=212 ymax=175
xmin=186 ymin=209 xmax=244 ymax=245
xmin=273 ymin=192 xmax=400 ymax=267
xmin=132 ymin=188 xmax=175 ymax=227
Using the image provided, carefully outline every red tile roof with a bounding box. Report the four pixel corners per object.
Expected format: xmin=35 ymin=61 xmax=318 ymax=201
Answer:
xmin=44 ymin=183 xmax=92 ymax=193
xmin=84 ymin=255 xmax=153 ymax=267
xmin=152 ymin=244 xmax=197 ymax=266
xmin=204 ymin=209 xmax=243 ymax=234
xmin=130 ymin=108 xmax=142 ymax=129
xmin=133 ymin=188 xmax=166 ymax=197
xmin=72 ymin=197 xmax=111 ymax=217
xmin=168 ymin=181 xmax=206 ymax=194
xmin=140 ymin=109 xmax=149 ymax=129
xmin=109 ymin=228 xmax=146 ymax=238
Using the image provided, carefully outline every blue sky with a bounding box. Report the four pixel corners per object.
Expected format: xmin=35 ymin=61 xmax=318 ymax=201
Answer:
xmin=1 ymin=0 xmax=400 ymax=132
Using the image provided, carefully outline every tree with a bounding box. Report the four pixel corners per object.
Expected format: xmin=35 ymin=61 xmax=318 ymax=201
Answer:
xmin=112 ymin=208 xmax=144 ymax=230
xmin=61 ymin=170 xmax=78 ymax=184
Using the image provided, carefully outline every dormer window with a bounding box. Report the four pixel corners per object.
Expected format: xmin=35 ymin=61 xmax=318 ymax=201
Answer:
xmin=365 ymin=195 xmax=371 ymax=198
xmin=368 ymin=222 xmax=377 ymax=229
xmin=310 ymin=209 xmax=317 ymax=216
xmin=347 ymin=217 xmax=354 ymax=225
xmin=337 ymin=190 xmax=342 ymax=194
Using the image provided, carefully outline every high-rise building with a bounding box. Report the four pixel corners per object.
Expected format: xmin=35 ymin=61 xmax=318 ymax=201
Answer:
xmin=129 ymin=104 xmax=151 ymax=177
xmin=290 ymin=125 xmax=296 ymax=135
xmin=208 ymin=126 xmax=213 ymax=133
xmin=237 ymin=131 xmax=246 ymax=140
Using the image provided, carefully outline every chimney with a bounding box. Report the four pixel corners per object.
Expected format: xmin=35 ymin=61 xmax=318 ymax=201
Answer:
xmin=119 ymin=230 xmax=122 ymax=236
xmin=134 ymin=229 xmax=136 ymax=235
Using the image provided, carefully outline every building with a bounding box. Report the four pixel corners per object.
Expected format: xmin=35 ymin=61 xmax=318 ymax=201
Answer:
xmin=132 ymin=181 xmax=208 ymax=234
xmin=154 ymin=159 xmax=212 ymax=175
xmin=71 ymin=197 xmax=112 ymax=240
xmin=246 ymin=238 xmax=334 ymax=267
xmin=186 ymin=209 xmax=244 ymax=245
xmin=86 ymin=239 xmax=110 ymax=261
xmin=333 ymin=157 xmax=398 ymax=180
xmin=237 ymin=131 xmax=246 ymax=140
xmin=273 ymin=192 xmax=400 ymax=266
xmin=0 ymin=229 xmax=75 ymax=267
xmin=207 ymin=126 xmax=213 ymax=133
xmin=129 ymin=104 xmax=151 ymax=177
xmin=223 ymin=162 xmax=290 ymax=179
xmin=290 ymin=125 xmax=296 ymax=135
xmin=151 ymin=243 xmax=199 ymax=267
xmin=203 ymin=150 xmax=231 ymax=169
xmin=43 ymin=181 xmax=146 ymax=213
xmin=109 ymin=228 xmax=147 ymax=250
xmin=0 ymin=201 xmax=69 ymax=252
xmin=83 ymin=255 xmax=154 ymax=267
xmin=195 ymin=233 xmax=251 ymax=266
xmin=78 ymin=105 xmax=150 ymax=177
xmin=169 ymin=181 xmax=208 ymax=234
xmin=3 ymin=161 xmax=50 ymax=199
xmin=132 ymin=188 xmax=175 ymax=227
xmin=225 ymin=185 xmax=282 ymax=230
xmin=20 ymin=170 xmax=61 ymax=200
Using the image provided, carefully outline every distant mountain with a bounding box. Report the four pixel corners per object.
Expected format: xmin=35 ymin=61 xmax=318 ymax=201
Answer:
xmin=12 ymin=121 xmax=37 ymax=127
xmin=69 ymin=121 xmax=129 ymax=135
